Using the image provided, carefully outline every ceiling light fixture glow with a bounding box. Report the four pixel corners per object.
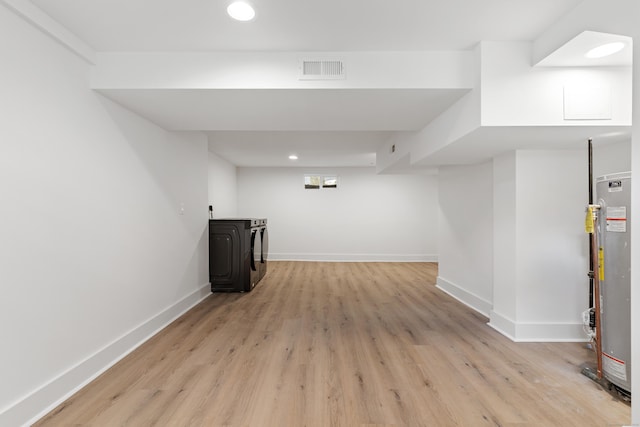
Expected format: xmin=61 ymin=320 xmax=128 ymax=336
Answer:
xmin=585 ymin=42 xmax=625 ymax=59
xmin=227 ymin=1 xmax=255 ymax=21
xmin=288 ymin=155 xmax=298 ymax=160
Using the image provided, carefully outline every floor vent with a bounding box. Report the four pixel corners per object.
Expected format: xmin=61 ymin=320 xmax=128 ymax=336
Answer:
xmin=299 ymin=59 xmax=345 ymax=80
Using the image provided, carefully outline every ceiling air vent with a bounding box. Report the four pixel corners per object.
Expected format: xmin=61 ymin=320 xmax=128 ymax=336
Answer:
xmin=299 ymin=59 xmax=345 ymax=80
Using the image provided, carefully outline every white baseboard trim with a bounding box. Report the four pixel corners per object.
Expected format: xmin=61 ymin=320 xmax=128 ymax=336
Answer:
xmin=488 ymin=310 xmax=589 ymax=343
xmin=268 ymin=253 xmax=438 ymax=262
xmin=2 ymin=283 xmax=212 ymax=427
xmin=487 ymin=310 xmax=517 ymax=340
xmin=436 ymin=276 xmax=492 ymax=317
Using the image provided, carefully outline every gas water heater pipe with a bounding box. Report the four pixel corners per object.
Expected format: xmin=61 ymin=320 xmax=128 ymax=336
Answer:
xmin=587 ymin=204 xmax=604 ymax=379
xmin=588 ymin=139 xmax=594 ymax=312
xmin=587 ymin=139 xmax=602 ymax=378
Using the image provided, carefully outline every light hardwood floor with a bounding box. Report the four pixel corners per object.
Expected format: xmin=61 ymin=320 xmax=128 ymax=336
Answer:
xmin=36 ymin=262 xmax=630 ymax=426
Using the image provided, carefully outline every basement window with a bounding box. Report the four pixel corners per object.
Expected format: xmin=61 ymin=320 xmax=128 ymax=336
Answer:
xmin=323 ymin=176 xmax=337 ymax=188
xmin=304 ymin=175 xmax=321 ymax=189
xmin=304 ymin=175 xmax=338 ymax=189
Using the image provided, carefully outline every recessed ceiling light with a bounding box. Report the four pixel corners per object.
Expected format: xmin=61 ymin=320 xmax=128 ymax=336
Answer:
xmin=227 ymin=1 xmax=255 ymax=21
xmin=585 ymin=42 xmax=625 ymax=59
xmin=288 ymin=155 xmax=298 ymax=160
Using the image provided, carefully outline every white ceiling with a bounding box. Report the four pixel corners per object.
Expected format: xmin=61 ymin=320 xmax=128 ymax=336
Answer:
xmin=536 ymin=31 xmax=633 ymax=67
xmin=30 ymin=0 xmax=587 ymax=167
xmin=30 ymin=0 xmax=582 ymax=52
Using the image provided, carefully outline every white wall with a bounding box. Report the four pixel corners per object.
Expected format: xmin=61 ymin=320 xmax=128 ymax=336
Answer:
xmin=0 ymin=7 xmax=210 ymax=426
xmin=594 ymin=139 xmax=631 ymax=179
xmin=514 ymin=150 xmax=587 ymax=338
xmin=492 ymin=152 xmax=518 ymax=334
xmin=437 ymin=161 xmax=493 ymax=316
xmin=237 ymin=167 xmax=438 ymax=261
xmin=490 ymin=150 xmax=588 ymax=341
xmin=208 ymin=151 xmax=238 ymax=218
xmin=480 ymin=41 xmax=632 ymax=126
xmin=378 ymin=45 xmax=482 ymax=170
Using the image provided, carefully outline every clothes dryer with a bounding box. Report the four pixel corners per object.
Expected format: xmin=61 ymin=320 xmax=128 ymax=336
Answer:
xmin=209 ymin=218 xmax=262 ymax=292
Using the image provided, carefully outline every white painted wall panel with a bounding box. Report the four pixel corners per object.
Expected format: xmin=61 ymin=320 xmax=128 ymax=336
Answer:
xmin=480 ymin=41 xmax=632 ymax=127
xmin=491 ymin=152 xmax=518 ymax=328
xmin=0 ymin=6 xmax=209 ymax=425
xmin=236 ymin=167 xmax=438 ymax=261
xmin=515 ymin=150 xmax=588 ymax=326
xmin=491 ymin=150 xmax=590 ymax=341
xmin=437 ymin=161 xmax=493 ymax=316
xmin=208 ymin=151 xmax=238 ymax=218
xmin=594 ymin=139 xmax=631 ymax=178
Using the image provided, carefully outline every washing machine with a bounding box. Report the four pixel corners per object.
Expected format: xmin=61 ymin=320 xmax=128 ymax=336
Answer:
xmin=209 ymin=218 xmax=262 ymax=292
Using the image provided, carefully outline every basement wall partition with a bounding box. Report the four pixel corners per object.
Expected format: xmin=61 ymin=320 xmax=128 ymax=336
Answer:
xmin=235 ymin=167 xmax=439 ymax=262
xmin=490 ymin=150 xmax=587 ymax=342
xmin=436 ymin=161 xmax=493 ymax=317
xmin=437 ymin=150 xmax=615 ymax=342
xmin=208 ymin=151 xmax=238 ymax=218
xmin=0 ymin=6 xmax=210 ymax=426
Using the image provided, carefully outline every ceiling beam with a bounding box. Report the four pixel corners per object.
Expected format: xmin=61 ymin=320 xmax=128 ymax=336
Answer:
xmin=1 ymin=0 xmax=95 ymax=64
